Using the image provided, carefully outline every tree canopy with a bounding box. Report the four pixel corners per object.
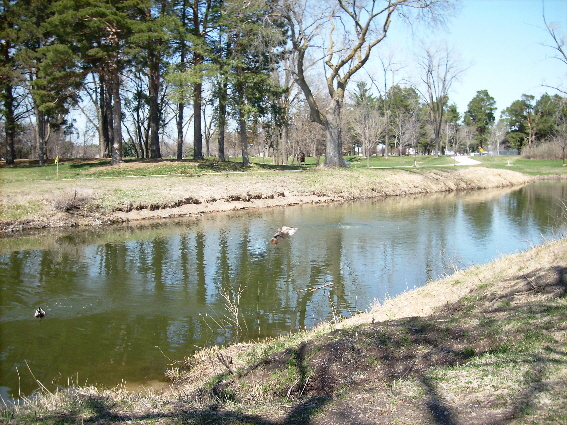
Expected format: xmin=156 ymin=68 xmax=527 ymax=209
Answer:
xmin=464 ymin=89 xmax=496 ymax=148
xmin=2 ymin=0 xmax=566 ymax=166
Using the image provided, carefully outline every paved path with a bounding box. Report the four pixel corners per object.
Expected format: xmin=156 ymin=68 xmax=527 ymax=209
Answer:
xmin=453 ymin=155 xmax=482 ymax=165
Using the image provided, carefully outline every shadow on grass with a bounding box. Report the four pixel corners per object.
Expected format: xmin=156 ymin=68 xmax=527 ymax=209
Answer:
xmin=68 ymin=160 xmax=111 ymax=169
xmin=213 ymin=264 xmax=567 ymax=424
xmin=33 ymin=394 xmax=331 ymax=425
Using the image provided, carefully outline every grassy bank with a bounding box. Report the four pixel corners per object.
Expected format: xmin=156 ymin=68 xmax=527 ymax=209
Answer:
xmin=2 ymin=236 xmax=566 ymax=424
xmin=1 ymin=155 xmax=553 ymax=233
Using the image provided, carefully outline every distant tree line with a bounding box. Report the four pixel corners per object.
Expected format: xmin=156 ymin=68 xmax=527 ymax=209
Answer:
xmin=1 ymin=0 xmax=566 ymax=166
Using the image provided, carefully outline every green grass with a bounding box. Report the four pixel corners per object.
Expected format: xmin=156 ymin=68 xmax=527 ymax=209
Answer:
xmin=472 ymin=155 xmax=567 ymax=175
xmin=2 ymin=155 xmax=567 ymax=183
xmin=0 ymin=158 xmax=294 ymax=182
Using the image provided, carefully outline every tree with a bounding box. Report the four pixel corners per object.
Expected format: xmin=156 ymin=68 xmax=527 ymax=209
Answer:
xmin=445 ymin=103 xmax=460 ymax=153
xmin=186 ymin=0 xmax=219 ymax=160
xmin=169 ymin=0 xmax=195 ymax=160
xmin=48 ymin=0 xmax=140 ymax=165
xmin=415 ymin=43 xmax=464 ymax=156
xmin=128 ymin=0 xmax=176 ymax=160
xmin=386 ymin=85 xmax=421 ymax=155
xmin=542 ymin=5 xmax=566 ymax=95
xmin=1 ymin=0 xmax=21 ymax=165
xmin=500 ymin=94 xmax=535 ymax=152
xmin=11 ymin=0 xmax=57 ymax=166
xmin=464 ymin=89 xmax=496 ymax=148
xmin=221 ymin=0 xmax=287 ymax=166
xmin=284 ymin=0 xmax=455 ymax=167
xmin=348 ymin=81 xmax=385 ymax=164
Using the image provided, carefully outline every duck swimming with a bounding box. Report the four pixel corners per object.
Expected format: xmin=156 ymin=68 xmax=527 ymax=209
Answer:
xmin=34 ymin=307 xmax=45 ymax=318
xmin=270 ymin=226 xmax=298 ymax=244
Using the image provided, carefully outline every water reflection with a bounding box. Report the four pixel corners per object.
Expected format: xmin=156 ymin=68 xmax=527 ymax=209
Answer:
xmin=0 ymin=181 xmax=565 ymax=401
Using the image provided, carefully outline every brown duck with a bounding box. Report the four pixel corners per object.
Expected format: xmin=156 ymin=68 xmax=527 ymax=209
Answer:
xmin=270 ymin=226 xmax=298 ymax=244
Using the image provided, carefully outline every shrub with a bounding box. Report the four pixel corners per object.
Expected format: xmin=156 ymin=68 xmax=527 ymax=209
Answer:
xmin=52 ymin=189 xmax=93 ymax=212
xmin=521 ymin=140 xmax=565 ymax=160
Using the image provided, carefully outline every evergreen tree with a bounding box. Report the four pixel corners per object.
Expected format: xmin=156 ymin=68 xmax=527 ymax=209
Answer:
xmin=464 ymin=89 xmax=496 ymax=148
xmin=15 ymin=0 xmax=67 ymax=165
xmin=48 ymin=0 xmax=142 ymax=164
xmin=128 ymin=0 xmax=177 ymax=159
xmin=221 ymin=0 xmax=287 ymax=165
xmin=0 ymin=0 xmax=21 ymax=164
xmin=500 ymin=94 xmax=535 ymax=152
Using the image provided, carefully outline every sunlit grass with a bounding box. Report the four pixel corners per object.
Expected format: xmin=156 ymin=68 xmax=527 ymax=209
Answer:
xmin=473 ymin=155 xmax=567 ymax=175
xmin=2 ymin=155 xmax=567 ymax=182
xmin=0 ymin=202 xmax=43 ymax=220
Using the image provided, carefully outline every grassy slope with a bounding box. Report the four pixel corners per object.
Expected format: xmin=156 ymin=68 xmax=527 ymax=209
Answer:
xmin=0 ymin=155 xmax=552 ymax=232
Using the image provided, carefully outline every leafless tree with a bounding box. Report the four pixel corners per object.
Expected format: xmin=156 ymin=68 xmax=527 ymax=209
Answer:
xmin=414 ymin=43 xmax=465 ymax=156
xmin=542 ymin=4 xmax=567 ymax=95
xmin=394 ymin=107 xmax=420 ymax=157
xmin=489 ymin=120 xmax=507 ymax=155
xmin=348 ymin=107 xmax=386 ymax=165
xmin=283 ymin=0 xmax=455 ymax=167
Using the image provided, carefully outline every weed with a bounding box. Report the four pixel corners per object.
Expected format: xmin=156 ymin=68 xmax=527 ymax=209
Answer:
xmin=52 ymin=189 xmax=93 ymax=212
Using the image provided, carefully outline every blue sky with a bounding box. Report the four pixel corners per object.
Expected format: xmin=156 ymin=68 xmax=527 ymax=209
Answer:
xmin=367 ymin=0 xmax=567 ymax=117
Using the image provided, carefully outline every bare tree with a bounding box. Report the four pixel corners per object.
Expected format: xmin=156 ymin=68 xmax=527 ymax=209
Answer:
xmin=542 ymin=5 xmax=567 ymax=95
xmin=348 ymin=106 xmax=386 ymax=165
xmin=414 ymin=43 xmax=465 ymax=156
xmin=283 ymin=0 xmax=454 ymax=167
xmin=365 ymin=50 xmax=407 ymax=158
xmin=489 ymin=119 xmax=507 ymax=155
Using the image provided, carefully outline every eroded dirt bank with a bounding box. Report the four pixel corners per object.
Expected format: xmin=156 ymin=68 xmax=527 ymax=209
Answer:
xmin=0 ymin=167 xmax=535 ymax=233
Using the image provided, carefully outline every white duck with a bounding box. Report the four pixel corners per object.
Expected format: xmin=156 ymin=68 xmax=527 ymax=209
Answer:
xmin=270 ymin=226 xmax=298 ymax=244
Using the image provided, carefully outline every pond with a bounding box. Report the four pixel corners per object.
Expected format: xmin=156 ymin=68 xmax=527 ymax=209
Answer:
xmin=1 ymin=181 xmax=565 ymax=402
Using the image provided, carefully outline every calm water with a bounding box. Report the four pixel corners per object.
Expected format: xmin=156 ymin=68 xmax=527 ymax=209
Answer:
xmin=1 ymin=181 xmax=565 ymax=401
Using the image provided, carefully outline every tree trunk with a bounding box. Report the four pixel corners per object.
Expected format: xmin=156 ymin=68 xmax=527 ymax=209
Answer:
xmin=100 ymin=73 xmax=112 ymax=158
xmin=149 ymin=53 xmax=161 ymax=159
xmin=282 ymin=124 xmax=289 ymax=165
xmin=324 ymin=101 xmax=347 ymax=167
xmin=3 ymin=83 xmax=16 ymax=165
xmin=177 ymin=102 xmax=184 ymax=160
xmin=34 ymin=104 xmax=47 ymax=166
xmin=176 ymin=0 xmax=188 ymax=160
xmin=217 ymin=82 xmax=227 ymax=162
xmin=111 ymin=66 xmax=123 ymax=165
xmin=239 ymin=109 xmax=248 ymax=166
xmin=193 ymin=80 xmax=203 ymax=160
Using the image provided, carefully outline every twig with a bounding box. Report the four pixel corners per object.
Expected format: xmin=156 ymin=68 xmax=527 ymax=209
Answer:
xmin=25 ymin=360 xmax=52 ymax=395
xmin=155 ymin=346 xmax=173 ymax=362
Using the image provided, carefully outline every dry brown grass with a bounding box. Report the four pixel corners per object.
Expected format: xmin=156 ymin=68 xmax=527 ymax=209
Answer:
xmin=1 ymin=166 xmax=534 ymax=233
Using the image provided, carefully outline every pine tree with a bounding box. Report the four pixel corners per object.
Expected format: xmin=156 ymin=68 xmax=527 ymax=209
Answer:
xmin=464 ymin=90 xmax=496 ymax=148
